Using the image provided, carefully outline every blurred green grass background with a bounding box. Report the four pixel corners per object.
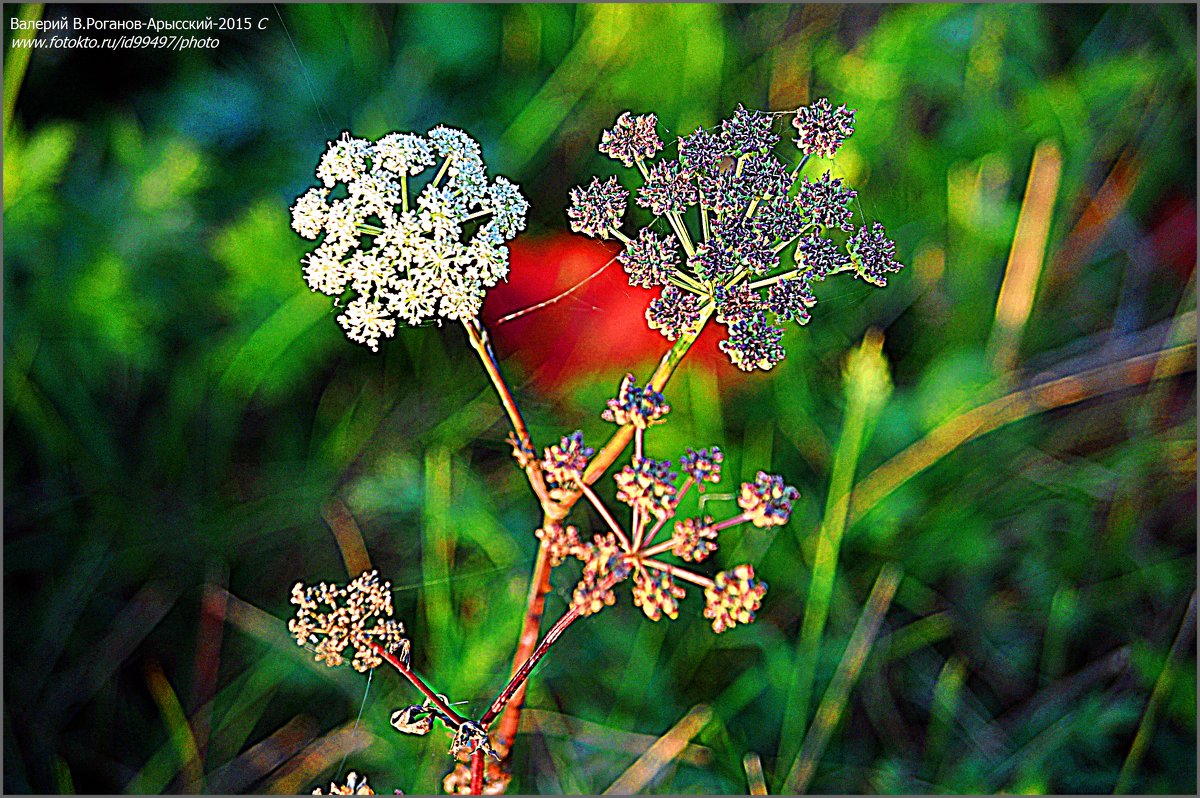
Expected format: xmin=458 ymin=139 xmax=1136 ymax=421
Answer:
xmin=4 ymin=3 xmax=1196 ymax=794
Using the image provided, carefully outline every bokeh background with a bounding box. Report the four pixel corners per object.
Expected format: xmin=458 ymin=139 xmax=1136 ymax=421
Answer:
xmin=4 ymin=3 xmax=1196 ymax=794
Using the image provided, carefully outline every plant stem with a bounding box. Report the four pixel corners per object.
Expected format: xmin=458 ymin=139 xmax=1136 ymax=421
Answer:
xmin=461 ymin=317 xmax=555 ymax=510
xmin=778 ymin=331 xmax=892 ymax=769
xmin=492 ymin=311 xmax=714 ymax=757
xmin=580 ymin=483 xmax=632 ymax=551
xmin=367 ymin=642 xmax=468 ymax=728
xmin=481 ymin=579 xmax=615 ymax=726
xmin=470 ymin=752 xmax=485 ymax=794
xmin=638 ymin=557 xmax=714 ymax=589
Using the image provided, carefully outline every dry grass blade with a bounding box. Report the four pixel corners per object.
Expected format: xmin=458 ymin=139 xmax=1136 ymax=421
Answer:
xmin=602 ymin=704 xmax=713 ymax=794
xmin=322 ymin=498 xmax=373 ymax=577
xmin=206 ymin=715 xmax=319 ymax=794
xmin=519 ymin=708 xmax=711 ymax=766
xmin=743 ymin=751 xmax=768 ymax=795
xmin=260 ymin=720 xmax=384 ymax=794
xmin=847 ymin=341 xmax=1196 ymax=528
xmin=783 ymin=563 xmax=904 ymax=794
xmin=987 ymin=140 xmax=1063 ymax=371
xmin=142 ymin=661 xmax=203 ymax=793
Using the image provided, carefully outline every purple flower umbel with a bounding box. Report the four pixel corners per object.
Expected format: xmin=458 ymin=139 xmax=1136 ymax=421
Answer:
xmin=599 ymin=112 xmax=664 ymax=167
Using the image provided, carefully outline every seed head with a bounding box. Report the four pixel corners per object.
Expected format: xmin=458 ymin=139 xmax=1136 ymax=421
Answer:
xmin=571 ymin=533 xmax=632 ymax=616
xmin=614 ymin=456 xmax=678 ymax=521
xmin=767 ymin=277 xmax=816 ymax=325
xmin=798 ymin=234 xmax=850 ymax=280
xmin=738 ymin=471 xmax=799 ymax=527
xmin=721 ymin=104 xmax=778 ymax=157
xmin=567 ymin=176 xmax=628 ymax=239
xmin=792 ymin=98 xmax=856 ymax=158
xmin=636 ymin=160 xmax=698 ymax=216
xmin=798 ymin=171 xmax=857 ymax=232
xmin=618 ymin=229 xmax=678 ymax=288
xmin=679 ymin=447 xmax=723 ymax=489
xmin=535 ymin=523 xmax=583 ymax=567
xmin=599 ymin=111 xmax=664 ymax=167
xmin=646 ymin=286 xmax=702 ymax=342
xmin=719 ymin=311 xmax=786 ymax=372
xmin=542 ymin=431 xmax=593 ymax=500
xmin=848 ymin=222 xmax=904 ymax=287
xmin=704 ymin=565 xmax=768 ymax=633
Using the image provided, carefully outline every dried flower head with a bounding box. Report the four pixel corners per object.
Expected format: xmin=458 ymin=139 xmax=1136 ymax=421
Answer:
xmin=535 ymin=523 xmax=583 ymax=567
xmin=313 ymin=772 xmax=376 ymax=795
xmin=449 ymin=720 xmax=501 ymax=762
xmin=599 ymin=111 xmax=664 ymax=167
xmin=288 ymin=570 xmax=408 ymax=672
xmin=738 ymin=471 xmax=800 ymax=527
xmin=602 ymin=373 xmax=671 ymax=429
xmin=704 ymin=565 xmax=768 ymax=633
xmin=792 ymin=98 xmax=856 ymax=158
xmin=291 ymin=129 xmax=527 ymax=350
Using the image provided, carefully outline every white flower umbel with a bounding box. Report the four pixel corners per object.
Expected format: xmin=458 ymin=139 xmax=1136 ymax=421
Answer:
xmin=291 ymin=129 xmax=529 ymax=351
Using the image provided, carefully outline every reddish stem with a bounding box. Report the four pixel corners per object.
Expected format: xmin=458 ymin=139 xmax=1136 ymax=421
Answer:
xmin=470 ymin=751 xmax=485 ymax=794
xmin=367 ymin=642 xmax=468 ymax=728
xmin=481 ymin=574 xmax=619 ymax=728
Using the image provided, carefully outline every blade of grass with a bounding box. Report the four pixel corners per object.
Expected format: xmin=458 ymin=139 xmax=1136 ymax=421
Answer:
xmin=743 ymin=752 xmax=768 ymax=795
xmin=1113 ymin=591 xmax=1197 ymax=793
xmin=602 ymin=704 xmax=713 ymax=795
xmin=206 ymin=715 xmax=318 ymax=794
xmin=3 ymin=3 xmax=42 ymax=138
xmin=321 ymin=498 xmax=373 ymax=577
xmin=987 ymin=141 xmax=1063 ymax=372
xmin=848 ymin=340 xmax=1196 ymax=529
xmin=778 ymin=330 xmax=893 ymax=768
xmin=783 ymin=562 xmax=904 ymax=794
xmin=519 ymin=708 xmax=712 ymax=766
xmin=137 ymin=662 xmax=203 ymax=793
xmin=922 ymin=655 xmax=967 ymax=784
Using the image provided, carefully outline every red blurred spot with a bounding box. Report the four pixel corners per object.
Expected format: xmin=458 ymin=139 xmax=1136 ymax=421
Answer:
xmin=481 ymin=233 xmax=729 ymax=390
xmin=1148 ymin=195 xmax=1197 ymax=281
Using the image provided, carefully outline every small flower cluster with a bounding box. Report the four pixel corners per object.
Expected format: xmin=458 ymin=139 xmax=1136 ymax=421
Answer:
xmin=541 ymin=431 xmax=594 ymax=501
xmin=288 ymin=570 xmax=409 ymax=672
xmin=312 ymin=772 xmax=377 ymax=795
xmin=567 ymin=100 xmax=904 ymax=372
xmin=540 ymin=377 xmax=796 ymax=633
xmin=291 ymin=128 xmax=528 ymax=350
